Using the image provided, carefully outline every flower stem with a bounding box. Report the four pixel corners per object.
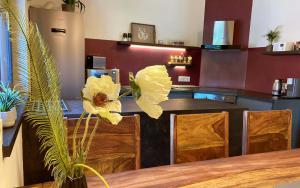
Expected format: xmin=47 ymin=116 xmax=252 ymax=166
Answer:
xmin=84 ymin=118 xmax=100 ymax=161
xmin=81 ymin=113 xmax=92 ymax=148
xmin=74 ymin=163 xmax=110 ymax=188
xmin=118 ymin=90 xmax=132 ymax=99
xmin=72 ymin=111 xmax=86 ymax=160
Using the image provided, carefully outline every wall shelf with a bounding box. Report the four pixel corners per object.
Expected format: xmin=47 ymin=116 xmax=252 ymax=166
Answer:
xmin=167 ymin=63 xmax=192 ymax=67
xmin=117 ymin=41 xmax=201 ymax=50
xmin=263 ymin=51 xmax=300 ymax=56
xmin=201 ymin=44 xmax=241 ymax=50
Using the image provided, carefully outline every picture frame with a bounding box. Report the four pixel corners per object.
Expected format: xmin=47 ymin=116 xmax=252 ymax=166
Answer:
xmin=131 ymin=23 xmax=156 ymax=44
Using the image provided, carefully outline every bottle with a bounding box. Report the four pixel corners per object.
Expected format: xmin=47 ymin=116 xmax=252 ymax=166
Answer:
xmin=122 ymin=33 xmax=128 ymax=42
xmin=272 ymin=79 xmax=282 ymax=96
xmin=127 ymin=33 xmax=132 ymax=42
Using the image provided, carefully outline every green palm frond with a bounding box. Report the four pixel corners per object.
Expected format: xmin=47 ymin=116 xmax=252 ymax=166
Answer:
xmin=1 ymin=1 xmax=72 ymax=184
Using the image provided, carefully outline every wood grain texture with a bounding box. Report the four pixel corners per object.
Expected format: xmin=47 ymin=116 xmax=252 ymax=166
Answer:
xmin=66 ymin=115 xmax=140 ymax=175
xmin=242 ymin=110 xmax=292 ymax=155
xmin=23 ymin=149 xmax=300 ymax=188
xmin=171 ymin=112 xmax=229 ymax=164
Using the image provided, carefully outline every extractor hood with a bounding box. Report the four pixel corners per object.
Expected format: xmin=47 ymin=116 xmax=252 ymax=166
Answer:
xmin=201 ymin=20 xmax=241 ymax=50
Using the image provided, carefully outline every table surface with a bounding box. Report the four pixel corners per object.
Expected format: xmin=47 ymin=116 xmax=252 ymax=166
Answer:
xmin=26 ymin=149 xmax=300 ymax=188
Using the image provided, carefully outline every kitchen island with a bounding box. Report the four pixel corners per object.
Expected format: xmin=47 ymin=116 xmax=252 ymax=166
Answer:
xmin=22 ymin=98 xmax=247 ymax=185
xmin=65 ymin=97 xmax=247 ymax=167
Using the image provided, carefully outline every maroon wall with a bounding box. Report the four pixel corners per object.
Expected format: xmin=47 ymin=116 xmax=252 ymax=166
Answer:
xmin=200 ymin=0 xmax=253 ymax=89
xmin=85 ymin=39 xmax=201 ymax=85
xmin=245 ymin=48 xmax=300 ymax=94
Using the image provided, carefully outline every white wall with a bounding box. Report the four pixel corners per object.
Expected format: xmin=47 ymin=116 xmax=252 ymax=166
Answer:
xmin=27 ymin=0 xmax=206 ymax=46
xmin=249 ymin=0 xmax=300 ymax=48
xmin=0 ymin=123 xmax=24 ymax=188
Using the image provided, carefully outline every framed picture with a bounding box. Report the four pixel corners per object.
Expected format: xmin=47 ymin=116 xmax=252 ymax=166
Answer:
xmin=131 ymin=23 xmax=156 ymax=44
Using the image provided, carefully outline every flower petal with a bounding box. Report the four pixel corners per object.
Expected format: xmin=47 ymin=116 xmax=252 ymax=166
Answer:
xmin=104 ymin=100 xmax=122 ymax=113
xmin=83 ymin=76 xmax=120 ymax=101
xmin=133 ymin=65 xmax=172 ymax=119
xmin=136 ymin=96 xmax=163 ymax=119
xmin=97 ymin=108 xmax=123 ymax=125
xmin=135 ymin=65 xmax=172 ymax=104
xmin=83 ymin=100 xmax=96 ymax=114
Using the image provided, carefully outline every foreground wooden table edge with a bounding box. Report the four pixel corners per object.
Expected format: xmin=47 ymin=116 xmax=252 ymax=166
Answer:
xmin=24 ymin=149 xmax=300 ymax=188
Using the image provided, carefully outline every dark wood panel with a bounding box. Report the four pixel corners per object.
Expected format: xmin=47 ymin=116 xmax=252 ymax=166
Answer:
xmin=66 ymin=115 xmax=140 ymax=175
xmin=172 ymin=112 xmax=228 ymax=164
xmin=243 ymin=110 xmax=292 ymax=154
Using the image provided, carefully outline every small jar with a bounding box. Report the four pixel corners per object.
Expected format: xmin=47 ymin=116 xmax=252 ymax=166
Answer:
xmin=170 ymin=56 xmax=174 ymax=63
xmin=187 ymin=56 xmax=193 ymax=64
xmin=127 ymin=33 xmax=132 ymax=42
xmin=122 ymin=33 xmax=128 ymax=41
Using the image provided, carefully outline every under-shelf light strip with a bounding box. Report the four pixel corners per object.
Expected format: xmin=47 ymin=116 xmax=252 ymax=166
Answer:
xmin=130 ymin=44 xmax=186 ymax=52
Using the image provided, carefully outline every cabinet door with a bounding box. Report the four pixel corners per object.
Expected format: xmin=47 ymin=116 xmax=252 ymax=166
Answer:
xmin=236 ymin=97 xmax=273 ymax=111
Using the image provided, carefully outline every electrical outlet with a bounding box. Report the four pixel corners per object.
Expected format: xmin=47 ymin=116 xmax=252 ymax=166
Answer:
xmin=178 ymin=76 xmax=190 ymax=83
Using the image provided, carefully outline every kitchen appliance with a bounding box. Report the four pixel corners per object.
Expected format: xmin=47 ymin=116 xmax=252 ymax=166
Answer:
xmin=213 ymin=20 xmax=235 ymax=45
xmin=29 ymin=7 xmax=85 ymax=99
xmin=273 ymin=42 xmax=294 ymax=52
xmin=86 ymin=55 xmax=120 ymax=83
xmin=286 ymin=78 xmax=300 ymax=97
xmin=194 ymin=92 xmax=236 ymax=104
xmin=86 ymin=69 xmax=120 ymax=84
xmin=86 ymin=55 xmax=106 ymax=69
xmin=272 ymin=79 xmax=283 ymax=96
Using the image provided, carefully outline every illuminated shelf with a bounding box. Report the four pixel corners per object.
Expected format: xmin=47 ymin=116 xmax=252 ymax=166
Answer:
xmin=117 ymin=41 xmax=201 ymax=51
xmin=167 ymin=63 xmax=192 ymax=67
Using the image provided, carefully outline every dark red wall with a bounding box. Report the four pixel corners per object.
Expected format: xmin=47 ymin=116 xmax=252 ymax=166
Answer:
xmin=200 ymin=0 xmax=253 ymax=89
xmin=245 ymin=48 xmax=300 ymax=94
xmin=85 ymin=39 xmax=201 ymax=85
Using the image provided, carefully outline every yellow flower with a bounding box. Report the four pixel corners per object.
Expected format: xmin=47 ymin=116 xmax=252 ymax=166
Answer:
xmin=130 ymin=65 xmax=172 ymax=119
xmin=82 ymin=76 xmax=122 ymax=125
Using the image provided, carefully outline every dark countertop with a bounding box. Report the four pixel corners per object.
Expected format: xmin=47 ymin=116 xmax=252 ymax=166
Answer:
xmin=2 ymin=105 xmax=24 ymax=157
xmin=194 ymin=87 xmax=299 ymax=102
xmin=122 ymin=85 xmax=300 ymax=102
xmin=64 ymin=97 xmax=247 ymax=118
xmin=121 ymin=85 xmax=198 ymax=95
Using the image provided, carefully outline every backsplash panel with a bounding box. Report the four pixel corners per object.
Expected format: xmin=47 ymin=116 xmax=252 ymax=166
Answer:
xmin=246 ymin=48 xmax=300 ymax=94
xmin=85 ymin=39 xmax=202 ymax=85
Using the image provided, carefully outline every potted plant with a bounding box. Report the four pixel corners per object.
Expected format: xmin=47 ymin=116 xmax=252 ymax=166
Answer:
xmin=62 ymin=0 xmax=85 ymax=12
xmin=0 ymin=83 xmax=22 ymax=128
xmin=2 ymin=1 xmax=172 ymax=187
xmin=264 ymin=27 xmax=280 ymax=52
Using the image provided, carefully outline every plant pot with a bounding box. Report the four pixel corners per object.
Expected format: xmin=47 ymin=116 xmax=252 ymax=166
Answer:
xmin=0 ymin=107 xmax=17 ymax=128
xmin=61 ymin=176 xmax=87 ymax=188
xmin=266 ymin=45 xmax=273 ymax=52
xmin=62 ymin=4 xmax=75 ymax=12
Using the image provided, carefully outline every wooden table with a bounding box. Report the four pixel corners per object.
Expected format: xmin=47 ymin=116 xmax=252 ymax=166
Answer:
xmin=27 ymin=149 xmax=300 ymax=188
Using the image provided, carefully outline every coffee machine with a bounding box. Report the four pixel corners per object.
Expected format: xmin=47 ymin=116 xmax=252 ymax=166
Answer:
xmin=286 ymin=78 xmax=300 ymax=98
xmin=86 ymin=55 xmax=120 ymax=84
